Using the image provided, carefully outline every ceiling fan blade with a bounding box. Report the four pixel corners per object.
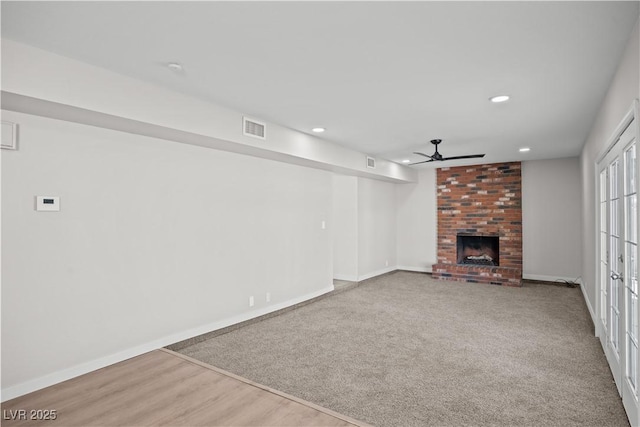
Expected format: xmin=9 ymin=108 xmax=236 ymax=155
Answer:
xmin=441 ymin=154 xmax=486 ymax=161
xmin=413 ymin=152 xmax=434 ymax=159
xmin=408 ymin=159 xmax=435 ymax=165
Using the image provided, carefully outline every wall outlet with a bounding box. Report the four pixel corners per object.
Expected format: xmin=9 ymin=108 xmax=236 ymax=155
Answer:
xmin=36 ymin=196 xmax=60 ymax=212
xmin=249 ymin=296 xmax=254 ymax=307
xmin=266 ymin=292 xmax=271 ymax=303
xmin=386 ymin=259 xmax=389 ymax=267
xmin=321 ymin=220 xmax=326 ymax=230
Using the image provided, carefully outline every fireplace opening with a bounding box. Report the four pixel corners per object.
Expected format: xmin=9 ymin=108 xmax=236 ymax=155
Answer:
xmin=457 ymin=234 xmax=499 ymax=266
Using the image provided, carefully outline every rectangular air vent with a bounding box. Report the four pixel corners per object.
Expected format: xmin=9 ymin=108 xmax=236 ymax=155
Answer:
xmin=366 ymin=156 xmax=376 ymax=169
xmin=243 ymin=117 xmax=266 ymax=140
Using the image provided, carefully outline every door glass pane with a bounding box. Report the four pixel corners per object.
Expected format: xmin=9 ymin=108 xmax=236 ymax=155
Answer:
xmin=630 ymin=287 xmax=638 ymax=347
xmin=612 ymin=161 xmax=619 ymax=199
xmin=629 ymin=197 xmax=638 ymax=243
xmin=612 ymin=232 xmax=620 ymax=353
xmin=627 ymin=242 xmax=638 ymax=376
xmin=612 ymin=197 xmax=619 ymax=237
xmin=627 ymin=144 xmax=637 ymax=195
xmin=629 ymin=341 xmax=637 ymax=391
xmin=630 ymin=243 xmax=638 ymax=296
xmin=601 ymin=170 xmax=609 ymax=325
xmin=610 ymin=160 xmax=621 ymax=354
xmin=625 ymin=143 xmax=638 ymax=394
xmin=626 ymin=144 xmax=637 ymax=243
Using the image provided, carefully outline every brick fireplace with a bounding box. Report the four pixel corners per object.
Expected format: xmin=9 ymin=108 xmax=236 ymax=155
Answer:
xmin=432 ymin=162 xmax=522 ymax=286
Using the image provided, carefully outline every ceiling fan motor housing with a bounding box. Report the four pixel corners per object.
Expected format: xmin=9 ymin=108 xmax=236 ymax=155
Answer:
xmin=410 ymin=138 xmax=485 ymax=165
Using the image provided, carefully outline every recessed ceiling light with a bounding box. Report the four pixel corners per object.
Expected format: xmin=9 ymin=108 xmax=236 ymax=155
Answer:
xmin=402 ymin=159 xmax=411 ymax=163
xmin=490 ymin=95 xmax=510 ymax=103
xmin=167 ymin=62 xmax=183 ymax=72
xmin=312 ymin=127 xmax=326 ymax=133
xmin=519 ymin=147 xmax=531 ymax=152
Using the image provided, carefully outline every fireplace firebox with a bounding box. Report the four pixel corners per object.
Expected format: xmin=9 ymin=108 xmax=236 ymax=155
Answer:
xmin=456 ymin=234 xmax=499 ymax=266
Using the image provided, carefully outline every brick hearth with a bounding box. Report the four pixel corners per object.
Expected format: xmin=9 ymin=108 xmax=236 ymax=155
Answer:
xmin=432 ymin=162 xmax=523 ymax=286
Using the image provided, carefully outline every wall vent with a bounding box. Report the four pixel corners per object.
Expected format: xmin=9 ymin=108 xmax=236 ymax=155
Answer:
xmin=243 ymin=117 xmax=266 ymax=140
xmin=366 ymin=156 xmax=376 ymax=169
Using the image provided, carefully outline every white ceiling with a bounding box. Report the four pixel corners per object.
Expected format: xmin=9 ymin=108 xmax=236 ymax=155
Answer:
xmin=2 ymin=1 xmax=639 ymax=167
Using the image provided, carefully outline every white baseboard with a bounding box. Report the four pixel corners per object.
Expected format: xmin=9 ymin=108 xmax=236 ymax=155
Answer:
xmin=524 ymin=274 xmax=597 ymax=335
xmin=579 ymin=280 xmax=597 ymax=331
xmin=333 ymin=274 xmax=358 ymax=282
xmin=357 ymin=266 xmax=396 ymax=281
xmin=522 ymin=273 xmax=581 ymax=284
xmin=336 ymin=267 xmax=431 ymax=282
xmin=397 ymin=265 xmax=432 ymax=273
xmin=1 ymin=285 xmax=334 ymax=402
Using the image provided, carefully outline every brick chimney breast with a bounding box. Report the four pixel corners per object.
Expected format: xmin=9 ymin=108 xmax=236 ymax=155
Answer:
xmin=433 ymin=162 xmax=523 ymax=286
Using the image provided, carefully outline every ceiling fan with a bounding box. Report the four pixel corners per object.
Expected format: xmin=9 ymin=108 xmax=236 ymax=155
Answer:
xmin=410 ymin=139 xmax=485 ymax=165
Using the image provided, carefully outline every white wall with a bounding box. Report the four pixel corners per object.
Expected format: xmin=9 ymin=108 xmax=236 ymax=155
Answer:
xmin=331 ymin=175 xmax=398 ymax=282
xmin=357 ymin=177 xmax=397 ymax=280
xmin=1 ymin=110 xmax=333 ymax=399
xmin=0 ymin=37 xmax=419 ymax=400
xmin=393 ymin=160 xmax=583 ymax=280
xmin=3 ymin=16 xmax=637 ymax=401
xmin=332 ymin=175 xmax=358 ymax=281
xmin=522 ymin=158 xmax=582 ymax=281
xmin=1 ymin=39 xmax=416 ymax=184
xmin=580 ymin=17 xmax=640 ymax=322
xmin=396 ymin=169 xmax=438 ymax=272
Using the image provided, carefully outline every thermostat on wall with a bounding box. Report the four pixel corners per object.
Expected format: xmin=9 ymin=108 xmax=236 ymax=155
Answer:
xmin=36 ymin=196 xmax=60 ymax=212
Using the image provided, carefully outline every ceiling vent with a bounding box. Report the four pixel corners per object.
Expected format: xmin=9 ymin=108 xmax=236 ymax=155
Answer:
xmin=243 ymin=117 xmax=266 ymax=140
xmin=366 ymin=156 xmax=376 ymax=169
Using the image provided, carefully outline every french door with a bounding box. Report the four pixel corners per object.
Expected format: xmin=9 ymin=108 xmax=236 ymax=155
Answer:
xmin=599 ymin=149 xmax=623 ymax=389
xmin=598 ymin=113 xmax=639 ymax=426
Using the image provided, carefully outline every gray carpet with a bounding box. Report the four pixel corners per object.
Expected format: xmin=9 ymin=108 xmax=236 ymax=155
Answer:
xmin=176 ymin=271 xmax=629 ymax=427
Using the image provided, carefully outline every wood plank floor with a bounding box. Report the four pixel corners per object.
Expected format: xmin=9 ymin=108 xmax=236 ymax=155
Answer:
xmin=1 ymin=349 xmax=369 ymax=427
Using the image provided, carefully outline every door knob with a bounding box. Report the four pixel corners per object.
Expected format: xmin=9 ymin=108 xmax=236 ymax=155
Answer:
xmin=611 ymin=272 xmax=624 ymax=281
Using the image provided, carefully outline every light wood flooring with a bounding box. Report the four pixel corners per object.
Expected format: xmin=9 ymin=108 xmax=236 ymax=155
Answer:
xmin=1 ymin=349 xmax=368 ymax=427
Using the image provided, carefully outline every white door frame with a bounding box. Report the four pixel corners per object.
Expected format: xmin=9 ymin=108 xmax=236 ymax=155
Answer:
xmin=595 ymin=99 xmax=640 ymax=426
xmin=596 ymin=101 xmax=639 ymax=340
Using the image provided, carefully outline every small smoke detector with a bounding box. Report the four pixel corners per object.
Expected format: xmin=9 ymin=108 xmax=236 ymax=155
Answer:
xmin=243 ymin=117 xmax=266 ymax=140
xmin=167 ymin=62 xmax=183 ymax=72
xmin=366 ymin=156 xmax=376 ymax=169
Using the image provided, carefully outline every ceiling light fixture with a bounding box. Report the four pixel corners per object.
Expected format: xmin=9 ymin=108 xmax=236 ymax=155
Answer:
xmin=312 ymin=127 xmax=326 ymax=133
xmin=167 ymin=62 xmax=183 ymax=72
xmin=490 ymin=95 xmax=510 ymax=103
xmin=519 ymin=147 xmax=531 ymax=152
xmin=402 ymin=159 xmax=411 ymax=163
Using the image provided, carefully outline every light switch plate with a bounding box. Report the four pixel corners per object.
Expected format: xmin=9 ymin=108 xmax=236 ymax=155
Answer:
xmin=1 ymin=121 xmax=18 ymax=150
xmin=36 ymin=196 xmax=60 ymax=212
